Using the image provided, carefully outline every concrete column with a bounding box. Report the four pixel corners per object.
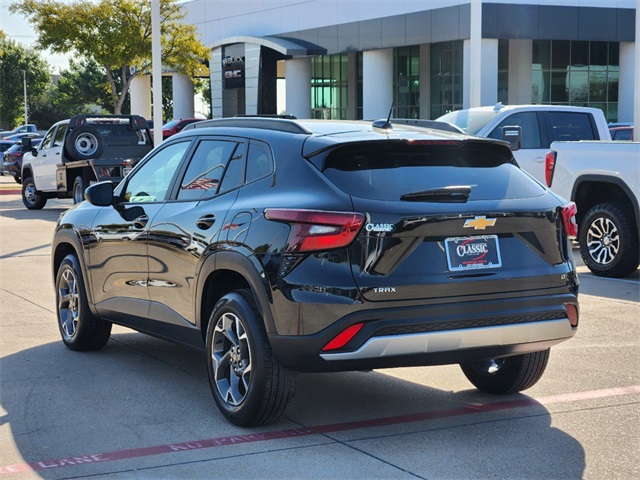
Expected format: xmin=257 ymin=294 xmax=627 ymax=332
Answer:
xmin=508 ymin=39 xmax=533 ymax=105
xmin=465 ymin=38 xmax=498 ymax=108
xmin=419 ymin=44 xmax=431 ymax=119
xmin=172 ymin=73 xmax=195 ymax=119
xmin=211 ymin=47 xmax=223 ymax=119
xmin=363 ymin=49 xmax=393 ymax=119
xmin=285 ymin=57 xmax=312 ymax=119
xmin=245 ymin=43 xmax=261 ymax=116
xmin=130 ymin=74 xmax=151 ymax=119
xmin=619 ymin=42 xmax=635 ymax=123
xmin=468 ymin=0 xmax=482 ymax=108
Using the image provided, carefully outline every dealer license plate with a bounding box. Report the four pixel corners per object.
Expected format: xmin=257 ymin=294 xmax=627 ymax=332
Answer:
xmin=444 ymin=235 xmax=502 ymax=272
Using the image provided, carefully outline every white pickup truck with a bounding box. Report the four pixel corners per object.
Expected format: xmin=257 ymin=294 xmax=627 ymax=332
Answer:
xmin=21 ymin=115 xmax=152 ymax=209
xmin=437 ymin=104 xmax=611 ymax=184
xmin=546 ymin=141 xmax=639 ymax=278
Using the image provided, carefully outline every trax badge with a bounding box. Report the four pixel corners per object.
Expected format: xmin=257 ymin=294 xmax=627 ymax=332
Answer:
xmin=464 ymin=216 xmax=497 ymax=230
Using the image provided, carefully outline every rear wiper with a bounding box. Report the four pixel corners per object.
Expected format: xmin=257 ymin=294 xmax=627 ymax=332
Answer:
xmin=400 ymin=185 xmax=471 ymax=202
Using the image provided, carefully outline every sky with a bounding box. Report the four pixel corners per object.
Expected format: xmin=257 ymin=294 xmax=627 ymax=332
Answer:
xmin=1 ymin=0 xmax=76 ymax=73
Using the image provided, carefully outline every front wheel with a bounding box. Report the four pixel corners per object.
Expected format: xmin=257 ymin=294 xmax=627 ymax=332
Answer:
xmin=579 ymin=202 xmax=639 ymax=278
xmin=206 ymin=290 xmax=295 ymax=426
xmin=55 ymin=254 xmax=111 ymax=350
xmin=22 ymin=176 xmax=47 ymax=210
xmin=460 ymin=349 xmax=550 ymax=394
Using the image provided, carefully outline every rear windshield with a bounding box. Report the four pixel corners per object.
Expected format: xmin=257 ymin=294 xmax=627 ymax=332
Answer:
xmin=321 ymin=142 xmax=546 ymax=201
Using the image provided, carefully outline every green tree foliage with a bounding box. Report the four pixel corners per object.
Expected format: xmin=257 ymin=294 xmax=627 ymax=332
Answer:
xmin=54 ymin=58 xmax=130 ymax=116
xmin=0 ymin=31 xmax=51 ymax=130
xmin=11 ymin=0 xmax=210 ymax=115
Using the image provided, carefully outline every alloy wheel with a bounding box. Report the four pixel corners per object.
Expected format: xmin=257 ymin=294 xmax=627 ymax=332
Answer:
xmin=58 ymin=268 xmax=80 ymax=339
xmin=586 ymin=217 xmax=619 ymax=265
xmin=211 ymin=312 xmax=252 ymax=406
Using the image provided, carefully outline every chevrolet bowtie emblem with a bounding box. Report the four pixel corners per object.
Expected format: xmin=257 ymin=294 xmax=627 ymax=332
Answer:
xmin=464 ymin=216 xmax=497 ymax=230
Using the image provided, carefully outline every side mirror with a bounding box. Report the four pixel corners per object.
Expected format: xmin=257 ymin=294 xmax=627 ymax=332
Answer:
xmin=501 ymin=125 xmax=522 ymax=151
xmin=85 ymin=181 xmax=114 ymax=206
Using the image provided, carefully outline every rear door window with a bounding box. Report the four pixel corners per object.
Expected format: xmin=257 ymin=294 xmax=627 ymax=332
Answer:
xmin=177 ymin=139 xmax=240 ymax=200
xmin=321 ymin=142 xmax=546 ymax=201
xmin=547 ymin=112 xmax=597 ymax=141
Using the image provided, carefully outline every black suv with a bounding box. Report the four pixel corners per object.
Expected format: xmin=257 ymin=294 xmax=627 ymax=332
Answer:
xmin=52 ymin=118 xmax=579 ymax=426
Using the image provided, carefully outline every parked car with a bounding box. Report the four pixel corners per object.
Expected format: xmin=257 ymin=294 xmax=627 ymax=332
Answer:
xmin=156 ymin=118 xmax=201 ymax=139
xmin=0 ymin=124 xmax=38 ymax=139
xmin=609 ymin=126 xmax=634 ymax=141
xmin=2 ymin=139 xmax=43 ymax=183
xmin=52 ymin=118 xmax=579 ymax=426
xmin=3 ymin=132 xmax=41 ymax=142
xmin=436 ymin=104 xmax=611 ymax=184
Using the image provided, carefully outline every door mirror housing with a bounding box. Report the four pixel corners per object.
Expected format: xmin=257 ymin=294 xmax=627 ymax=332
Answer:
xmin=85 ymin=181 xmax=114 ymax=206
xmin=501 ymin=125 xmax=522 ymax=151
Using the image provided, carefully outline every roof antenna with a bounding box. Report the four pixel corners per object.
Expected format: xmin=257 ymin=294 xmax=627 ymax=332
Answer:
xmin=372 ymin=102 xmax=394 ymax=132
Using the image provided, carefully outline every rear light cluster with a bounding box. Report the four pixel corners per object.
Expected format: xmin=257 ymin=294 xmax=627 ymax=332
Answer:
xmin=264 ymin=208 xmax=365 ymax=253
xmin=561 ymin=202 xmax=578 ymax=238
xmin=545 ymin=150 xmax=556 ymax=187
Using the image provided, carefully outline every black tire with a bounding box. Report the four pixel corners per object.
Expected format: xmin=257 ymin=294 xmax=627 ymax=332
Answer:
xmin=460 ymin=349 xmax=550 ymax=394
xmin=55 ymin=254 xmax=111 ymax=351
xmin=21 ymin=176 xmax=47 ymax=210
xmin=206 ymin=290 xmax=295 ymax=426
xmin=73 ymin=176 xmax=85 ymax=204
xmin=14 ymin=175 xmax=21 ymax=184
xmin=579 ymin=202 xmax=639 ymax=278
xmin=65 ymin=125 xmax=104 ymax=161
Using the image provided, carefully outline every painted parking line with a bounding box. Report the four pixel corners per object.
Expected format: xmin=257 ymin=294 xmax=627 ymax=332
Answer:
xmin=1 ymin=384 xmax=639 ymax=476
xmin=0 ymin=189 xmax=21 ymax=195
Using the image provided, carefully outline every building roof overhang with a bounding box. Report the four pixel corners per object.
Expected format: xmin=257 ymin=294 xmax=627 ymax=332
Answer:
xmin=208 ymin=36 xmax=326 ymax=57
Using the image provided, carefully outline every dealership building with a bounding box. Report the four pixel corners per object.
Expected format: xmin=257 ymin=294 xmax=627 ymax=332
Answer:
xmin=133 ymin=0 xmax=638 ymax=124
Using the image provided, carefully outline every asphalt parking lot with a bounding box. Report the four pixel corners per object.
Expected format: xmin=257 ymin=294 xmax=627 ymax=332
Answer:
xmin=1 ymin=175 xmax=638 ymax=479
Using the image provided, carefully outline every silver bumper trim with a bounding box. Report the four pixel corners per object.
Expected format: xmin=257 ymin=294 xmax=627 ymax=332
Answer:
xmin=320 ymin=319 xmax=575 ymax=361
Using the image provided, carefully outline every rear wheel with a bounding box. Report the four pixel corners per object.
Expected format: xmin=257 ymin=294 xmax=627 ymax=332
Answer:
xmin=460 ymin=349 xmax=550 ymax=394
xmin=206 ymin=290 xmax=295 ymax=426
xmin=55 ymin=254 xmax=111 ymax=350
xmin=579 ymin=202 xmax=639 ymax=278
xmin=73 ymin=176 xmax=85 ymax=204
xmin=22 ymin=176 xmax=47 ymax=210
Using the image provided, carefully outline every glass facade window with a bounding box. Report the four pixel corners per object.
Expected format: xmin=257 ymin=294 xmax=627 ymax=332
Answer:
xmin=311 ymin=54 xmax=349 ymax=120
xmin=497 ymin=39 xmax=509 ymax=104
xmin=532 ymin=40 xmax=619 ymax=122
xmin=393 ymin=46 xmax=420 ymax=119
xmin=430 ymin=41 xmax=463 ymax=119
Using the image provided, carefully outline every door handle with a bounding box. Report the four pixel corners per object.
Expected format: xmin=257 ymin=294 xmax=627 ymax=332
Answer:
xmin=133 ymin=215 xmax=149 ymax=229
xmin=196 ymin=214 xmax=216 ymax=230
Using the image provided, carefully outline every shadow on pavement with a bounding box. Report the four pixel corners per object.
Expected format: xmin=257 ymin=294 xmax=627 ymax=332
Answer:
xmin=0 ymin=331 xmax=586 ymax=478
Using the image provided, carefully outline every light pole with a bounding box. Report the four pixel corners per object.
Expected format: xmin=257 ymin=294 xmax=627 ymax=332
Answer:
xmin=22 ymin=70 xmax=28 ymax=125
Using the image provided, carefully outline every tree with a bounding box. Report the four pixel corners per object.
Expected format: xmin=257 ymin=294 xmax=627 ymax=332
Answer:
xmin=0 ymin=31 xmax=51 ymax=130
xmin=54 ymin=58 xmax=131 ymax=116
xmin=11 ymin=0 xmax=210 ymax=115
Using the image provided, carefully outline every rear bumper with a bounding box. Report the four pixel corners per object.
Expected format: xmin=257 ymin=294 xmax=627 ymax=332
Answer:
xmin=269 ymin=293 xmax=578 ymax=372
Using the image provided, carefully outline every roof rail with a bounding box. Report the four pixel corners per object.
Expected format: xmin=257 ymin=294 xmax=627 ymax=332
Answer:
xmin=182 ymin=117 xmax=312 ymax=134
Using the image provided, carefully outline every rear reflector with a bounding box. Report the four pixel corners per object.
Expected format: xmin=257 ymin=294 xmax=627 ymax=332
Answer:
xmin=322 ymin=323 xmax=365 ymax=351
xmin=566 ymin=304 xmax=579 ymax=327
xmin=264 ymin=208 xmax=365 ymax=253
xmin=545 ymin=150 xmax=557 ymax=187
xmin=561 ymin=202 xmax=578 ymax=238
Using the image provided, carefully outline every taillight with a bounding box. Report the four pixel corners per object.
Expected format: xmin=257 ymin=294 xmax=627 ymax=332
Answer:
xmin=545 ymin=151 xmax=557 ymax=187
xmin=566 ymin=304 xmax=579 ymax=328
xmin=561 ymin=202 xmax=578 ymax=238
xmin=264 ymin=208 xmax=365 ymax=253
